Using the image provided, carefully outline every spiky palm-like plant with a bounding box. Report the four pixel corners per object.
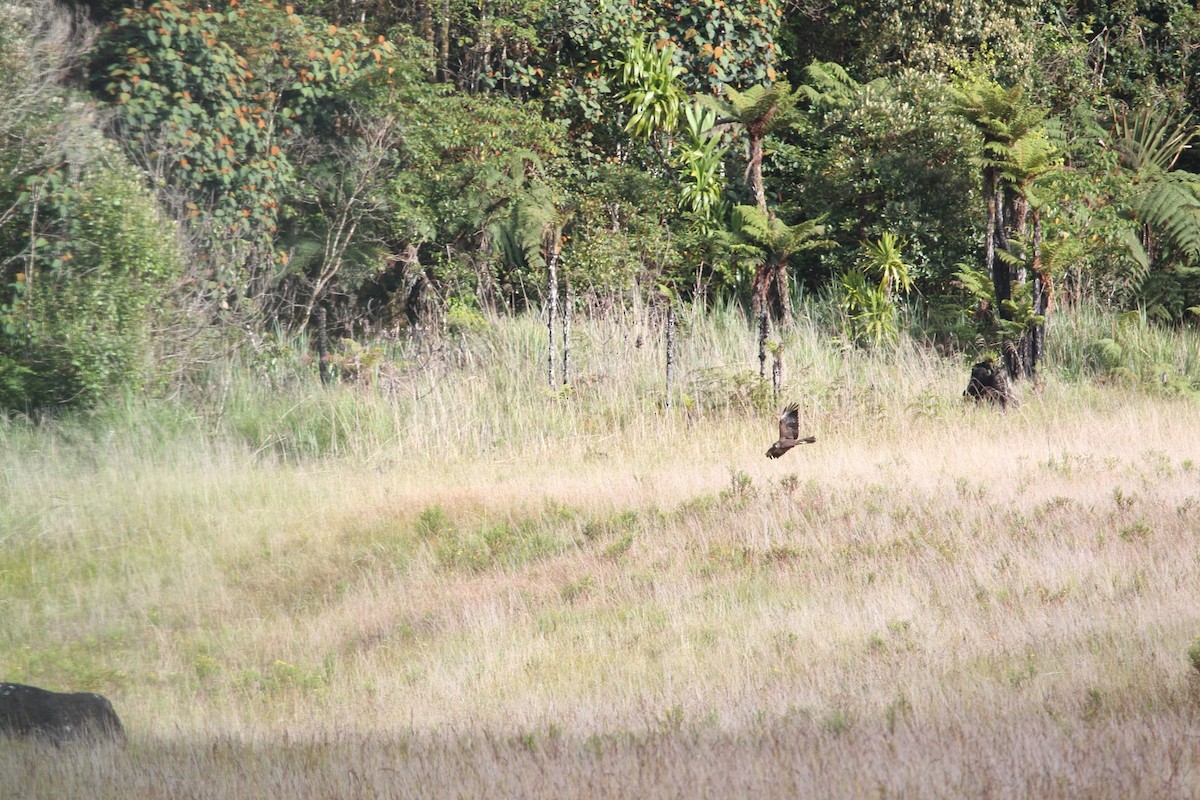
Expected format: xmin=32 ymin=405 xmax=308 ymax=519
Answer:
xmin=618 ymin=36 xmax=687 ymax=143
xmin=1110 ymin=105 xmax=1200 ymax=269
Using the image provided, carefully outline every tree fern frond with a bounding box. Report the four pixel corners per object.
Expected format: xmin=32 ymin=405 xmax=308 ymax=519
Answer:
xmin=800 ymin=61 xmax=859 ymax=109
xmin=1121 ymin=227 xmax=1150 ymax=275
xmin=1132 ymin=172 xmax=1200 ymax=258
xmin=723 ymin=80 xmax=799 ymax=134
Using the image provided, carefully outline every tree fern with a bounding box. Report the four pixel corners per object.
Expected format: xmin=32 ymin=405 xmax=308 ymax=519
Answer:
xmin=798 ymin=61 xmax=860 ymax=110
xmin=1130 ymin=171 xmax=1200 ymax=259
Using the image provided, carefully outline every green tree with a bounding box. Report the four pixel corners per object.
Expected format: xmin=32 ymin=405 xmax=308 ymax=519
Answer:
xmin=91 ymin=0 xmax=397 ymax=309
xmin=700 ymin=79 xmax=802 ymax=213
xmin=951 ymin=77 xmax=1049 ymax=376
xmin=730 ymin=203 xmax=830 ymax=323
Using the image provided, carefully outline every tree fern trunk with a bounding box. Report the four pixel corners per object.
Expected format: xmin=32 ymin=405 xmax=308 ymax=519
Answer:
xmin=774 ymin=257 xmax=793 ymax=326
xmin=749 ymin=133 xmax=767 ymax=214
xmin=771 ymin=347 xmax=782 ymax=399
xmin=992 ymin=182 xmax=1011 ymax=308
xmin=1030 ymin=209 xmax=1048 ymax=377
xmin=984 ymin=170 xmax=996 ymax=291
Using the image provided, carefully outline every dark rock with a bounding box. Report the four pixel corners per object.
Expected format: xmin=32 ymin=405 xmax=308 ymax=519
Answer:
xmin=0 ymin=683 xmax=125 ymax=745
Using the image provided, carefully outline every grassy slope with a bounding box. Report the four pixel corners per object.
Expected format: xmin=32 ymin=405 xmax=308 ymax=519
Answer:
xmin=1 ymin=306 xmax=1199 ymax=797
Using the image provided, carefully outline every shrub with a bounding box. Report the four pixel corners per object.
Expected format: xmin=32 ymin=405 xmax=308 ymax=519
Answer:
xmin=0 ymin=153 xmax=183 ymax=410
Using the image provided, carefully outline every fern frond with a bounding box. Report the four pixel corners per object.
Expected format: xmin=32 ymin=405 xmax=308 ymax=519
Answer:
xmin=800 ymin=61 xmax=859 ymax=109
xmin=1132 ymin=171 xmax=1200 ymax=258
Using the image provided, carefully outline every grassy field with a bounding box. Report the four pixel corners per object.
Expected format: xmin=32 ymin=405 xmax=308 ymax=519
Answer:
xmin=2 ymin=306 xmax=1199 ymax=798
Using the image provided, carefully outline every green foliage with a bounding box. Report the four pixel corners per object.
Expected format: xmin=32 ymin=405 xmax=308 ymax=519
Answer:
xmin=488 ymin=180 xmax=574 ymax=288
xmin=730 ymin=205 xmax=829 ymax=258
xmin=952 ymin=263 xmax=1042 ymax=355
xmin=0 ymin=155 xmax=182 ymax=410
xmin=951 ymin=78 xmax=1048 ymax=153
xmin=985 ymin=129 xmax=1060 ymax=206
xmin=656 ymin=0 xmax=782 ymax=91
xmin=93 ymin=0 xmax=397 ymax=299
xmin=618 ymin=36 xmax=686 ymax=139
xmin=387 ymin=92 xmax=568 ymax=306
xmin=560 ymin=165 xmax=681 ymax=299
xmin=1110 ymin=106 xmax=1200 ymax=267
xmin=782 ymin=68 xmax=980 ymax=287
xmin=839 ymin=232 xmax=912 ymax=347
xmin=713 ymin=79 xmax=801 ymax=137
xmin=432 ymin=514 xmax=568 ymax=573
xmin=860 ymin=231 xmax=912 ymax=298
xmin=1065 ymin=1 xmax=1200 ymax=110
xmin=781 ymin=0 xmax=1042 ymax=80
xmin=6 ymin=0 xmax=1200 ymax=367
xmin=676 ymin=103 xmax=729 ymax=225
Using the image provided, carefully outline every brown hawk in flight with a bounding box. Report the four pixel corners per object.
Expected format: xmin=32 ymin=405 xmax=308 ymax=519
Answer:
xmin=766 ymin=403 xmax=816 ymax=459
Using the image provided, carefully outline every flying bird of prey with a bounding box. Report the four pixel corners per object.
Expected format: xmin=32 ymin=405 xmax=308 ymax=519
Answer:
xmin=766 ymin=403 xmax=816 ymax=459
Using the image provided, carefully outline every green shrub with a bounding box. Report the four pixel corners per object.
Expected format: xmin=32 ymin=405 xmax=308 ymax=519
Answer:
xmin=0 ymin=155 xmax=183 ymax=410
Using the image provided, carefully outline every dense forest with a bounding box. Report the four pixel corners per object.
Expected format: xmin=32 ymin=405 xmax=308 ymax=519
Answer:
xmin=1 ymin=0 xmax=1198 ymax=410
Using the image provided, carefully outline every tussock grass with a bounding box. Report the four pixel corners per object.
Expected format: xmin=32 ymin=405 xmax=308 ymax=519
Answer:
xmin=2 ymin=304 xmax=1200 ymax=797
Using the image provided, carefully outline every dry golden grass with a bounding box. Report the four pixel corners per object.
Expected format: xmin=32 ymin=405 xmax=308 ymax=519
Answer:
xmin=2 ymin=310 xmax=1200 ymax=797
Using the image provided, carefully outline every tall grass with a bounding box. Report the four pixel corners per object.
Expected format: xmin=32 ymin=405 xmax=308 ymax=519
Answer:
xmin=1 ymin=302 xmax=1199 ymax=797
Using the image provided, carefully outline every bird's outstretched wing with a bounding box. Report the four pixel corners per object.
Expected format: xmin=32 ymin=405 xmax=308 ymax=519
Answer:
xmin=778 ymin=403 xmax=800 ymax=441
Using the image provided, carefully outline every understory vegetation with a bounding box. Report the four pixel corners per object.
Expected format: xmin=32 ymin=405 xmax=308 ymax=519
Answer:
xmin=2 ymin=0 xmax=1200 ymax=411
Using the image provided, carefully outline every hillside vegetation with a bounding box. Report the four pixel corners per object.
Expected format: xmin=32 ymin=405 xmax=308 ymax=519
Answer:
xmin=2 ymin=306 xmax=1199 ymax=797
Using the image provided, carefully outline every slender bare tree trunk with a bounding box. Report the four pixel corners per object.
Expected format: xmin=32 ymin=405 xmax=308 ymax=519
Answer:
xmin=546 ymin=246 xmax=558 ymax=390
xmin=438 ymin=0 xmax=451 ymax=83
xmin=475 ymin=0 xmax=492 ymax=92
xmin=664 ymin=303 xmax=676 ymax=408
xmin=316 ymin=305 xmax=331 ymax=385
xmin=758 ymin=312 xmax=768 ymax=381
xmin=561 ymin=271 xmax=571 ymax=389
xmin=417 ymin=0 xmax=436 ymax=80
